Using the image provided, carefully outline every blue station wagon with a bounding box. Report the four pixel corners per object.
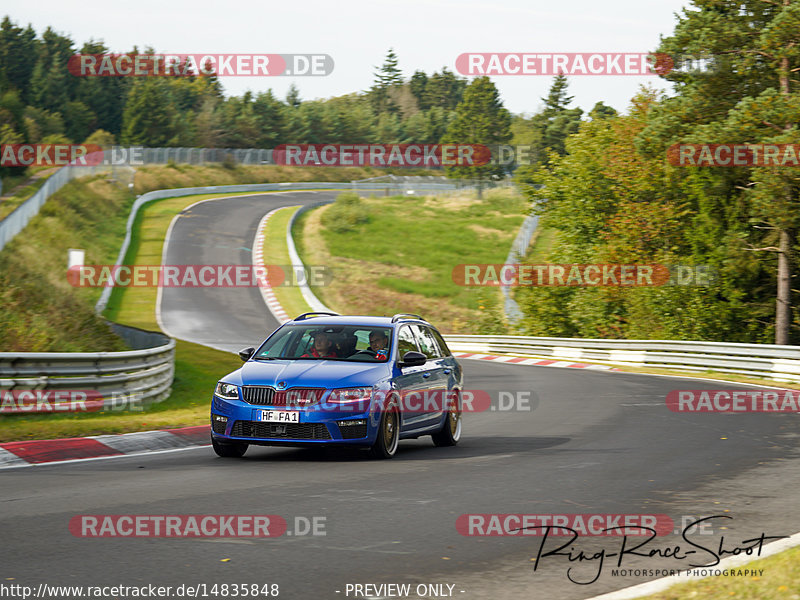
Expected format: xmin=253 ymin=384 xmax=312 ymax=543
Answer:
xmin=210 ymin=313 xmax=464 ymax=459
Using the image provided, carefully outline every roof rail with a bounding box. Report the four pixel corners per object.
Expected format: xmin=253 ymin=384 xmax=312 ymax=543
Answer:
xmin=391 ymin=313 xmax=426 ymax=323
xmin=293 ymin=312 xmax=340 ymax=321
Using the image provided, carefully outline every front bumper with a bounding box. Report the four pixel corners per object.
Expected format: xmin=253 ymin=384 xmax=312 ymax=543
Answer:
xmin=211 ymin=395 xmax=377 ymax=446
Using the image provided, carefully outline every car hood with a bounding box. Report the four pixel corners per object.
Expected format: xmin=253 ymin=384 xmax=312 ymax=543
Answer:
xmin=227 ymin=359 xmax=390 ymax=389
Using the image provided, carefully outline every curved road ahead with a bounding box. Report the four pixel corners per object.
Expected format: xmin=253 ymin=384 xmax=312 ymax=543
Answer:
xmin=3 ymin=192 xmax=800 ymax=600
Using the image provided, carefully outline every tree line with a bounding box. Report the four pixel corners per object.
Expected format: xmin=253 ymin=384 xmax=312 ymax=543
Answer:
xmin=0 ymin=18 xmax=587 ymax=181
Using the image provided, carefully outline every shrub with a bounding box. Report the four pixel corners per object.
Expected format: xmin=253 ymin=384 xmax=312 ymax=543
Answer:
xmin=321 ymin=192 xmax=371 ymax=233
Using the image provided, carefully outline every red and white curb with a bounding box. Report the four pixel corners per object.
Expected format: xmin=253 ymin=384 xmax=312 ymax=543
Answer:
xmin=252 ymin=208 xmax=292 ymax=324
xmin=0 ymin=425 xmax=210 ymax=469
xmin=452 ymin=352 xmax=620 ymax=371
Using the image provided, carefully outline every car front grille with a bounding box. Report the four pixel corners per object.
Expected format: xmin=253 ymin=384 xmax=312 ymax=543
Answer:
xmin=211 ymin=419 xmax=227 ymax=434
xmin=241 ymin=386 xmax=324 ymax=406
xmin=230 ymin=420 xmax=332 ymax=440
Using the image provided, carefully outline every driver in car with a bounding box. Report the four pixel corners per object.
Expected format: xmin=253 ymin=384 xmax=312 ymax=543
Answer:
xmin=301 ymin=331 xmax=339 ymax=358
xmin=368 ymin=331 xmax=389 ymax=360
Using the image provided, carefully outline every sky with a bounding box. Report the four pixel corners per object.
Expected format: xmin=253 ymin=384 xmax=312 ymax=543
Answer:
xmin=8 ymin=0 xmax=693 ymax=116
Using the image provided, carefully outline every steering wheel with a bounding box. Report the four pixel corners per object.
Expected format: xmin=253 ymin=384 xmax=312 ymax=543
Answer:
xmin=352 ymin=349 xmax=377 ymax=357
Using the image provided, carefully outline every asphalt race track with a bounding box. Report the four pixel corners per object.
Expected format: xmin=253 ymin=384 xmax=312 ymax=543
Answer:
xmin=3 ymin=192 xmax=800 ymax=600
xmin=157 ymin=190 xmax=338 ymax=352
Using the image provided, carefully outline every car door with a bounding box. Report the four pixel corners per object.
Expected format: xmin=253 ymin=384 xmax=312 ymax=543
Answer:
xmin=393 ymin=325 xmax=433 ymax=433
xmin=408 ymin=324 xmax=449 ymax=427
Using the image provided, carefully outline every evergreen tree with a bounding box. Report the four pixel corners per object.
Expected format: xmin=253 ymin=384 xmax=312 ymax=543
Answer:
xmin=368 ymin=48 xmax=403 ymax=115
xmin=529 ymin=74 xmax=583 ymax=158
xmin=409 ymin=70 xmax=428 ymax=110
xmin=121 ymin=79 xmax=179 ymax=146
xmin=0 ymin=18 xmax=38 ymax=102
xmin=441 ymin=76 xmax=512 ymax=193
xmin=423 ymin=68 xmax=466 ymax=110
xmin=286 ymin=84 xmax=301 ymax=108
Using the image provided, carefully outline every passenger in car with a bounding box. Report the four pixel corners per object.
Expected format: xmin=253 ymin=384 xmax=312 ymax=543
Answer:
xmin=368 ymin=331 xmax=389 ymax=360
xmin=301 ymin=331 xmax=339 ymax=358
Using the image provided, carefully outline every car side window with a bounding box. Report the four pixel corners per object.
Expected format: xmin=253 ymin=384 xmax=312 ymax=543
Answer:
xmin=397 ymin=326 xmax=419 ymax=358
xmin=411 ymin=325 xmax=441 ymax=359
xmin=429 ymin=328 xmax=452 ymax=357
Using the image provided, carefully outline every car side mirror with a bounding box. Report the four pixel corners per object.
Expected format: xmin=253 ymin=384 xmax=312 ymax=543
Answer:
xmin=400 ymin=351 xmax=426 ymax=367
xmin=239 ymin=347 xmax=255 ymax=361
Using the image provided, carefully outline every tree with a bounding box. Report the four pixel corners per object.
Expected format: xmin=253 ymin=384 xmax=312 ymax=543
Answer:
xmin=286 ymin=84 xmax=301 ymax=108
xmin=74 ymin=40 xmax=130 ymax=137
xmin=23 ymin=105 xmax=65 ymax=141
xmin=368 ymin=48 xmax=403 ymax=115
xmin=514 ymin=90 xmax=748 ymax=341
xmin=529 ymin=74 xmax=583 ymax=158
xmin=409 ymin=70 xmax=428 ymax=109
xmin=120 ymin=79 xmax=179 ymax=146
xmin=440 ymin=76 xmax=512 ymax=193
xmin=423 ymin=68 xmax=466 ymax=110
xmin=0 ymin=18 xmax=38 ymax=102
xmin=252 ymin=90 xmax=286 ymax=146
xmin=64 ymin=100 xmax=95 ymax=142
xmin=589 ymin=101 xmax=618 ymax=120
xmin=83 ymin=128 xmax=116 ymax=146
xmin=642 ymin=0 xmax=800 ymax=344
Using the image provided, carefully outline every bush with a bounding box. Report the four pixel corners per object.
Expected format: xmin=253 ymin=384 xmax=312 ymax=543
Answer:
xmin=321 ymin=192 xmax=371 ymax=233
xmin=221 ymin=152 xmax=237 ymax=170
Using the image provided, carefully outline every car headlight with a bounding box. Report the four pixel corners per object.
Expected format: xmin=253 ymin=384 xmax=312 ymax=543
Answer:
xmin=328 ymin=387 xmax=372 ymax=403
xmin=215 ymin=382 xmax=240 ymax=400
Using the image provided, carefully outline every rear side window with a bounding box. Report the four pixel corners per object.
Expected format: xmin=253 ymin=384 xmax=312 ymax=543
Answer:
xmin=412 ymin=325 xmax=443 ymax=359
xmin=397 ymin=326 xmax=419 ymax=358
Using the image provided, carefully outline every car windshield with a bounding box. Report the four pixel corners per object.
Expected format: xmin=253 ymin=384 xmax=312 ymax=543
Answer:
xmin=253 ymin=324 xmax=393 ymax=362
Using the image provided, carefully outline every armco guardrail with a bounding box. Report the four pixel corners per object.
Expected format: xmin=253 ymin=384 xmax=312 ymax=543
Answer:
xmin=287 ymin=201 xmax=335 ymax=314
xmin=0 ymin=325 xmax=174 ymax=414
xmin=443 ymin=335 xmax=800 ymax=383
xmin=0 ymin=163 xmax=113 ymax=253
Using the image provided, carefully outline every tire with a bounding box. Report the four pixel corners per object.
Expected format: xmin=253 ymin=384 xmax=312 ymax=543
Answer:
xmin=369 ymin=397 xmax=400 ymax=459
xmin=432 ymin=389 xmax=462 ymax=447
xmin=212 ymin=436 xmax=249 ymax=458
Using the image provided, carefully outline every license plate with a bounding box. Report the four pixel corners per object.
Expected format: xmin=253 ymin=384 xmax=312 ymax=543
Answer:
xmin=259 ymin=410 xmax=300 ymax=423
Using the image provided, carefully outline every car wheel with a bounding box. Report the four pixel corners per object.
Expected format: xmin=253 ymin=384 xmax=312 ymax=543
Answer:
xmin=212 ymin=436 xmax=249 ymax=458
xmin=369 ymin=397 xmax=400 ymax=459
xmin=432 ymin=389 xmax=462 ymax=447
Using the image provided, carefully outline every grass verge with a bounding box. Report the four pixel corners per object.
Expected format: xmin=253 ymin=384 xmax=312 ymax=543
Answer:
xmin=293 ymin=188 xmax=526 ymax=333
xmin=639 ymin=545 xmax=800 ymax=600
